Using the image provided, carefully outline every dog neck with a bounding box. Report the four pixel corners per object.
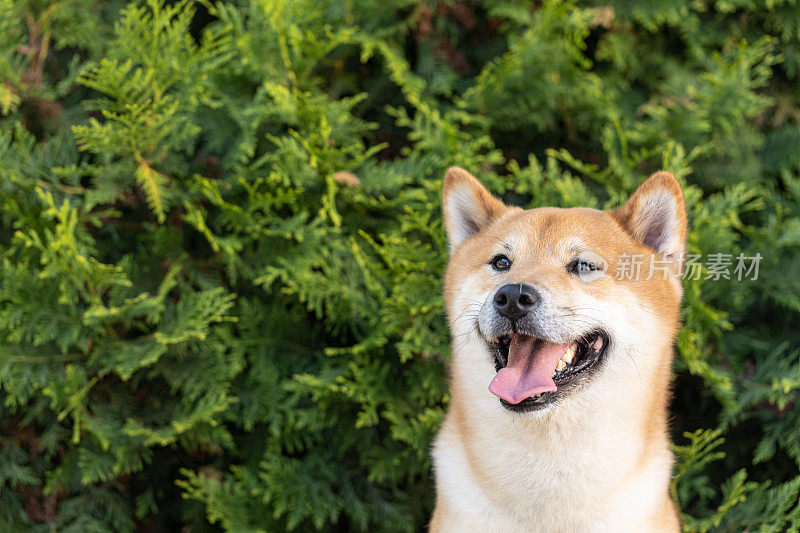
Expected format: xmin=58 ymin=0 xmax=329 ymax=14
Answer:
xmin=440 ymin=338 xmax=675 ymax=527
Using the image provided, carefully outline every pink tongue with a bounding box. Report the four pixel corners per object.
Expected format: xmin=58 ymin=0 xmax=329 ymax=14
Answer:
xmin=489 ymin=336 xmax=569 ymax=404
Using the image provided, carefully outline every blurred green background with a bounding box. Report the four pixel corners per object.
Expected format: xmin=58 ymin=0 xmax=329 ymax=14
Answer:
xmin=1 ymin=0 xmax=800 ymax=531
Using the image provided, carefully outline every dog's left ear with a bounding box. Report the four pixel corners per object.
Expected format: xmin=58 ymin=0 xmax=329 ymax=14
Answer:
xmin=613 ymin=171 xmax=688 ymax=257
xmin=442 ymin=167 xmax=508 ymax=252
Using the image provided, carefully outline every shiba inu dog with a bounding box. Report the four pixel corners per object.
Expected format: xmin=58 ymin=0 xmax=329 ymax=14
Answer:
xmin=430 ymin=167 xmax=687 ymax=532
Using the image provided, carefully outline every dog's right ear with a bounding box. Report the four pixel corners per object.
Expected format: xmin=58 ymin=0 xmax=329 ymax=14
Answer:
xmin=613 ymin=171 xmax=688 ymax=258
xmin=442 ymin=167 xmax=507 ymax=251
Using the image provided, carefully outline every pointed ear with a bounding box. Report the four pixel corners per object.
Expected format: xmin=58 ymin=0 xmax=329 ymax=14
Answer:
xmin=613 ymin=171 xmax=688 ymax=257
xmin=442 ymin=167 xmax=507 ymax=251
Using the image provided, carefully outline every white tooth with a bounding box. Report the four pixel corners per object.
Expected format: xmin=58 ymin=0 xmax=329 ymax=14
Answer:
xmin=562 ymin=343 xmax=576 ymax=364
xmin=556 ymin=359 xmax=566 ymax=371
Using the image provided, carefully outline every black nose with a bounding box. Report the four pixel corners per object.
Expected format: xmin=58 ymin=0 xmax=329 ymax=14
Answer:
xmin=493 ymin=284 xmax=538 ymax=319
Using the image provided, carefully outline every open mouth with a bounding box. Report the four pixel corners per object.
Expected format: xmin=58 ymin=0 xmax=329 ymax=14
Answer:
xmin=488 ymin=331 xmax=609 ymax=412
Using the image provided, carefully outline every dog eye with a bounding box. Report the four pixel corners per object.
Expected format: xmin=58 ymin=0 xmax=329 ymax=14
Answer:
xmin=490 ymin=255 xmax=512 ymax=271
xmin=568 ymin=259 xmax=600 ymax=274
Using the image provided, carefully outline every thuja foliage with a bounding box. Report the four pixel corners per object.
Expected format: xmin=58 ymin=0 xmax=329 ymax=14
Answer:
xmin=1 ymin=0 xmax=800 ymax=530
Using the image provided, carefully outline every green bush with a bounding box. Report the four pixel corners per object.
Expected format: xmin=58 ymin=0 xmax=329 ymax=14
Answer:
xmin=1 ymin=0 xmax=799 ymax=530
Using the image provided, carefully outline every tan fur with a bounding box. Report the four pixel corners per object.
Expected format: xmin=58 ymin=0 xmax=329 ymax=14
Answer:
xmin=431 ymin=168 xmax=686 ymax=532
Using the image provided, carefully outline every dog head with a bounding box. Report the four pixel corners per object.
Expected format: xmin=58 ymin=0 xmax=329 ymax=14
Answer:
xmin=442 ymin=167 xmax=687 ymax=415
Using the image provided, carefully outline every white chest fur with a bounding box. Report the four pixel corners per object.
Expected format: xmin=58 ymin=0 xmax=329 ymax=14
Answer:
xmin=431 ymin=341 xmax=674 ymax=532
